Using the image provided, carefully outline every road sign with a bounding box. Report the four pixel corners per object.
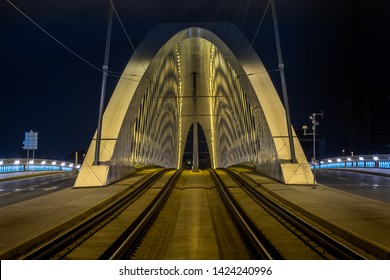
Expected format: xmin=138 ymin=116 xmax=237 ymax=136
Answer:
xmin=23 ymin=130 xmax=38 ymax=150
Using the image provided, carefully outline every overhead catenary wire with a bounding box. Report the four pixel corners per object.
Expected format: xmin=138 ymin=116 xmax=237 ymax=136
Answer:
xmin=7 ymin=0 xmax=278 ymax=98
xmin=108 ymin=0 xmax=146 ymax=71
xmin=6 ymin=0 xmax=145 ymax=81
xmin=242 ymin=0 xmax=271 ymax=67
xmin=6 ymin=0 xmax=103 ymax=73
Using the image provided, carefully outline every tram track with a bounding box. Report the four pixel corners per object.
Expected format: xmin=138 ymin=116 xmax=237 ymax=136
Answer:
xmin=16 ymin=167 xmax=369 ymax=260
xmin=94 ymin=168 xmax=365 ymax=260
xmin=209 ymin=168 xmax=282 ymax=259
xmin=129 ymin=170 xmax=251 ymax=260
xmin=217 ymin=168 xmax=367 ymax=260
xmin=100 ymin=169 xmax=183 ymax=259
xmin=18 ymin=168 xmax=179 ymax=260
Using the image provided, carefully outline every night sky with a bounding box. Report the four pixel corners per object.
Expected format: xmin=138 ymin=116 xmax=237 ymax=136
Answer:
xmin=1 ymin=0 xmax=389 ymax=160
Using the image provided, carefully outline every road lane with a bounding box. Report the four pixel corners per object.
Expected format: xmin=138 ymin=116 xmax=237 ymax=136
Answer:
xmin=316 ymin=169 xmax=390 ymax=203
xmin=0 ymin=173 xmax=76 ymax=207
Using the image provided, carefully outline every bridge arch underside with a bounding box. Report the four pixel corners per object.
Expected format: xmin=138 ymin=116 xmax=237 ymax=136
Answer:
xmin=75 ymin=25 xmax=313 ymax=187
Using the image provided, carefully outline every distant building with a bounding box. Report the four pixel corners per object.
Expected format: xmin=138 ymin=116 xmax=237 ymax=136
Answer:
xmin=343 ymin=0 xmax=390 ymax=155
xmin=343 ymin=90 xmax=390 ymax=155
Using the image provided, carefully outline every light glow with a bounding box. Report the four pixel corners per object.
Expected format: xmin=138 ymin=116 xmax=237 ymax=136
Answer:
xmin=175 ymin=44 xmax=183 ymax=169
xmin=209 ymin=44 xmax=217 ymax=168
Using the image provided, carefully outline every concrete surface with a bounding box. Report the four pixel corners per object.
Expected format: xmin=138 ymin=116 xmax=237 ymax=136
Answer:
xmin=0 ymin=167 xmax=389 ymax=259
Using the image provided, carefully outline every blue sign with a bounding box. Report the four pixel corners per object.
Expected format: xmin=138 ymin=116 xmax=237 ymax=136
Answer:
xmin=23 ymin=130 xmax=38 ymax=150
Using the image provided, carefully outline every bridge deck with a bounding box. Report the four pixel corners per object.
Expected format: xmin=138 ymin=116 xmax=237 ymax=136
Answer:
xmin=234 ymin=167 xmax=390 ymax=259
xmin=0 ymin=168 xmax=389 ymax=259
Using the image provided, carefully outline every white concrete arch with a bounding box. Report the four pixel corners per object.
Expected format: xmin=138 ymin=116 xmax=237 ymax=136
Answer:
xmin=75 ymin=23 xmax=313 ymax=187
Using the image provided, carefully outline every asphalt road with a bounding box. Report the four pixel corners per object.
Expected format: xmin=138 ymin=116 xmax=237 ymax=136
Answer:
xmin=0 ymin=173 xmax=77 ymax=207
xmin=316 ymin=169 xmax=390 ymax=203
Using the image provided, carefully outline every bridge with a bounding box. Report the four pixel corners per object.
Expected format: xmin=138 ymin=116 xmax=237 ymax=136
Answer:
xmin=318 ymin=154 xmax=390 ymax=169
xmin=0 ymin=158 xmax=78 ymax=173
xmin=75 ymin=23 xmax=313 ymax=187
xmin=1 ymin=23 xmax=389 ymax=261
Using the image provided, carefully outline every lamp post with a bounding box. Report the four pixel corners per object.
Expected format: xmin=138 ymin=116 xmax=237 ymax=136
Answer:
xmin=302 ymin=111 xmax=324 ymax=189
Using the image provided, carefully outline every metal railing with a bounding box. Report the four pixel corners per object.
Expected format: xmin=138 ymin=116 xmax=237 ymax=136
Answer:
xmin=0 ymin=158 xmax=80 ymax=173
xmin=316 ymin=154 xmax=390 ymax=169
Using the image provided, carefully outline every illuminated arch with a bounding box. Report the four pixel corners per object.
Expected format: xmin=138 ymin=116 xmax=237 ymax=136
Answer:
xmin=75 ymin=23 xmax=313 ymax=187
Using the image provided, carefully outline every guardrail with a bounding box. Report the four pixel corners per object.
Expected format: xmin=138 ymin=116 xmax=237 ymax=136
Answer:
xmin=316 ymin=154 xmax=390 ymax=169
xmin=0 ymin=158 xmax=80 ymax=173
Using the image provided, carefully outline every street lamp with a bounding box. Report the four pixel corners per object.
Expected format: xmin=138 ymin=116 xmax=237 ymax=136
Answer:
xmin=302 ymin=111 xmax=324 ymax=189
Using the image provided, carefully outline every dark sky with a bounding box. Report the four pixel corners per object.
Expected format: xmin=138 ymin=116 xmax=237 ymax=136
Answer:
xmin=1 ymin=0 xmax=389 ymax=160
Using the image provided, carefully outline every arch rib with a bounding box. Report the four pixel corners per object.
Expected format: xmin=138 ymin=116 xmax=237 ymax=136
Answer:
xmin=75 ymin=23 xmax=313 ymax=187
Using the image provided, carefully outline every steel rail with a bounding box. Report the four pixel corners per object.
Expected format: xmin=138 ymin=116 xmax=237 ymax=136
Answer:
xmin=19 ymin=169 xmax=168 ymax=260
xmin=209 ymin=169 xmax=283 ymax=260
xmin=101 ymin=168 xmax=183 ymax=259
xmin=224 ymin=168 xmax=366 ymax=260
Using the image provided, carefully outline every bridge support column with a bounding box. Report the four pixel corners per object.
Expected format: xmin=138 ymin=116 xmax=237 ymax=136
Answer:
xmin=192 ymin=72 xmax=199 ymax=172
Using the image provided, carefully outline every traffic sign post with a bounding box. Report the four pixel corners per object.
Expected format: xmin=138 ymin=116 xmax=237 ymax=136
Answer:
xmin=23 ymin=130 xmax=38 ymax=172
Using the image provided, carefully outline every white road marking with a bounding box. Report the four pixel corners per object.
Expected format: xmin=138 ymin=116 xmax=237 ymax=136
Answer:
xmin=0 ymin=192 xmax=11 ymax=197
xmin=360 ymin=183 xmax=369 ymax=186
xmin=338 ymin=177 xmax=347 ymax=180
xmin=44 ymin=186 xmax=58 ymax=191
